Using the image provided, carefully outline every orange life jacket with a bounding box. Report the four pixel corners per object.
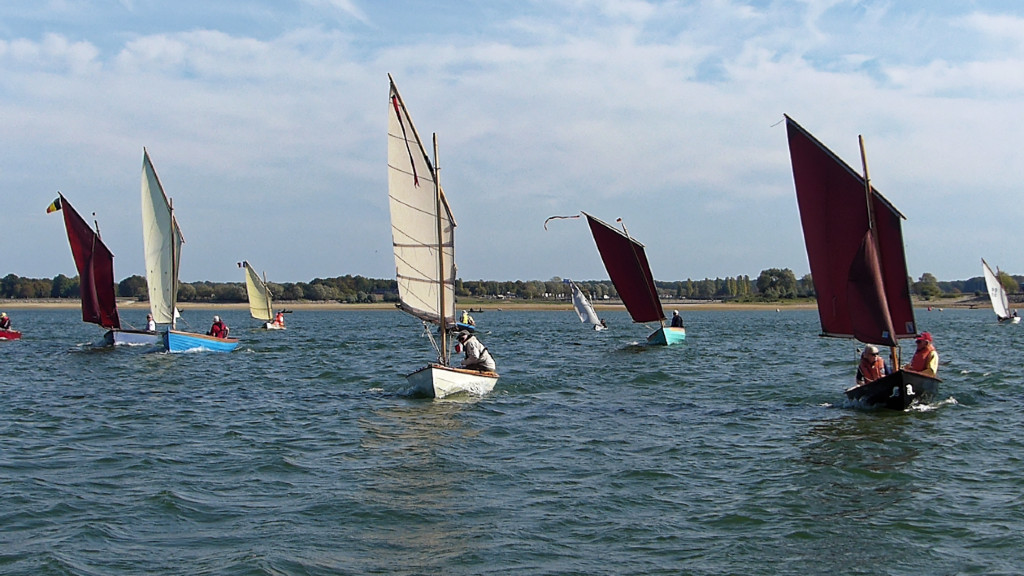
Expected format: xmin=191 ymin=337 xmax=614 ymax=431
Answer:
xmin=858 ymin=356 xmax=886 ymax=382
xmin=909 ymin=344 xmax=936 ymax=373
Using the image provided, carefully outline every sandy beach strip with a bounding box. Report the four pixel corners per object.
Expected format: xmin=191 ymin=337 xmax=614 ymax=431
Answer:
xmin=0 ymin=298 xmax=896 ymax=312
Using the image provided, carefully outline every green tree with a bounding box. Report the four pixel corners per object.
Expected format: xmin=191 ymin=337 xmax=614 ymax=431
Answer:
xmin=119 ymin=274 xmax=148 ymax=299
xmin=998 ymin=271 xmax=1019 ymax=294
xmin=177 ymin=283 xmax=197 ymax=302
xmin=756 ymin=268 xmax=798 ymax=299
xmin=913 ymin=273 xmax=942 ymax=299
xmin=50 ymin=274 xmax=76 ymax=298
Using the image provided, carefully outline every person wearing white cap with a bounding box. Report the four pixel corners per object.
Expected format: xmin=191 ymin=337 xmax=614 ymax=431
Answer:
xmin=208 ymin=315 xmax=230 ymax=339
xmin=455 ymin=330 xmax=495 ymax=372
xmin=670 ymin=310 xmax=684 ymax=328
xmin=856 ymin=345 xmax=888 ymax=385
xmin=0 ymin=312 xmax=10 ymax=330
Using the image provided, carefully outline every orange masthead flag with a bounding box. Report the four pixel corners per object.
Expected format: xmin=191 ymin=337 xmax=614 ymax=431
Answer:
xmin=46 ymin=197 xmax=63 ymax=214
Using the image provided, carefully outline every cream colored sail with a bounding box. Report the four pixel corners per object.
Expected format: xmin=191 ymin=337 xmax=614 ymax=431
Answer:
xmin=387 ymin=76 xmax=456 ymax=328
xmin=242 ymin=261 xmax=273 ymax=321
xmin=982 ymin=258 xmax=1012 ymax=319
xmin=570 ymin=280 xmax=602 ymax=327
xmin=140 ymin=148 xmax=184 ymax=326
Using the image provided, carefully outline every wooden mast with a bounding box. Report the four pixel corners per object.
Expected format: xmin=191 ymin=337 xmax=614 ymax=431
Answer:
xmin=433 ymin=132 xmax=448 ymax=365
xmin=859 ymin=135 xmax=899 ymax=369
xmin=618 ymin=218 xmax=665 ymax=328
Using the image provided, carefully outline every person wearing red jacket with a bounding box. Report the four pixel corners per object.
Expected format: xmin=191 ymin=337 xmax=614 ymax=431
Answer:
xmin=208 ymin=315 xmax=230 ymax=338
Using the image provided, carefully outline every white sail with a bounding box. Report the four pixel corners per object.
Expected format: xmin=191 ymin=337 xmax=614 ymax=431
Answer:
xmin=982 ymin=258 xmax=1012 ymax=319
xmin=242 ymin=261 xmax=273 ymax=322
xmin=140 ymin=148 xmax=184 ymax=326
xmin=569 ymin=280 xmax=602 ymax=328
xmin=387 ymin=76 xmax=456 ymax=328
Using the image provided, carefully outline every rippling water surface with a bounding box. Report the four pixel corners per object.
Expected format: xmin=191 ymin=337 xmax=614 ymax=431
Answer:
xmin=2 ymin=307 xmax=1023 ymax=575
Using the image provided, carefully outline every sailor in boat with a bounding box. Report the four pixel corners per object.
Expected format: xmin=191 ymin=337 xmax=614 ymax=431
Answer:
xmin=208 ymin=315 xmax=230 ymax=339
xmin=903 ymin=332 xmax=939 ymax=377
xmin=855 ymin=345 xmax=889 ymax=385
xmin=455 ymin=330 xmax=496 ymax=372
xmin=0 ymin=312 xmax=11 ymax=331
xmin=272 ymin=310 xmax=286 ymax=328
xmin=146 ymin=314 xmax=156 ymax=332
xmin=460 ymin=310 xmax=476 ymax=326
xmin=670 ymin=310 xmax=684 ymax=328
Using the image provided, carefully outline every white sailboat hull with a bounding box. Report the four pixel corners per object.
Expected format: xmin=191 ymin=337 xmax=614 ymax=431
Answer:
xmin=406 ymin=363 xmax=498 ymax=399
xmin=105 ymin=329 xmax=162 ymax=346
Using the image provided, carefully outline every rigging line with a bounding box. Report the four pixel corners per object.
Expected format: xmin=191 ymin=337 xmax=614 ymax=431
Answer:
xmin=391 ymin=94 xmax=420 ymax=187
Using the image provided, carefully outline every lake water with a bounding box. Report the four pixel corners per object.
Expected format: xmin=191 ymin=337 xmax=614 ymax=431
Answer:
xmin=1 ymin=306 xmax=1022 ymax=575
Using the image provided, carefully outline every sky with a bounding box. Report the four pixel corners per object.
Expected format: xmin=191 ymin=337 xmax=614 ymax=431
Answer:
xmin=2 ymin=0 xmax=1023 ymax=284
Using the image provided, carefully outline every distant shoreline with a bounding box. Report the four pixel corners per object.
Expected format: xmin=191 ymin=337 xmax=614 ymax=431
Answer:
xmin=0 ymin=297 xmax=989 ymax=312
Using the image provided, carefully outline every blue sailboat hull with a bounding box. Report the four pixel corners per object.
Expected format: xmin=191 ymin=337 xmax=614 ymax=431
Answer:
xmin=647 ymin=326 xmax=686 ymax=346
xmin=164 ymin=329 xmax=239 ymax=353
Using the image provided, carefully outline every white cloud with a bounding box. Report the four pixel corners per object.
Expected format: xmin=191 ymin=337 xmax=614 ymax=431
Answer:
xmin=3 ymin=2 xmax=1024 ymax=282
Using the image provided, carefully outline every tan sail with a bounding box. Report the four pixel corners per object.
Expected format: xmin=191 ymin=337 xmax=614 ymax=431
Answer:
xmin=242 ymin=261 xmax=274 ymax=322
xmin=140 ymin=148 xmax=184 ymax=326
xmin=387 ymin=76 xmax=456 ymax=329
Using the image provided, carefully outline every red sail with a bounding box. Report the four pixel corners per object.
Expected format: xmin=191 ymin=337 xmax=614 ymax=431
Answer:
xmin=584 ymin=213 xmax=664 ymax=324
xmin=59 ymin=195 xmax=121 ymax=329
xmin=786 ymin=115 xmax=915 ymax=343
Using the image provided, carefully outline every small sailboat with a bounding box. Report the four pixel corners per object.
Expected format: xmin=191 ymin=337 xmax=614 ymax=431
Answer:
xmin=786 ymin=115 xmax=939 ymax=409
xmin=141 ymin=148 xmax=239 ymax=353
xmin=0 ymin=312 xmax=20 ymax=341
xmin=568 ymin=279 xmax=606 ymax=331
xmin=583 ymin=212 xmax=684 ymax=345
xmin=47 ymin=193 xmax=160 ymax=345
xmin=982 ymin=258 xmax=1020 ymax=324
xmin=387 ymin=74 xmax=498 ymax=398
xmin=240 ymin=261 xmax=285 ymax=329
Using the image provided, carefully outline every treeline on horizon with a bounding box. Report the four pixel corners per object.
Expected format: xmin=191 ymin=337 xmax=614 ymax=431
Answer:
xmin=2 ymin=268 xmax=1016 ymax=303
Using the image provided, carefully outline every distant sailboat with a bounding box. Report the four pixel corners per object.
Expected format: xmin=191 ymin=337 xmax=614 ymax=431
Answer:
xmin=584 ymin=212 xmax=684 ymax=345
xmin=0 ymin=312 xmax=21 ymax=340
xmin=982 ymin=258 xmax=1020 ymax=324
xmin=786 ymin=115 xmax=939 ymax=409
xmin=240 ymin=260 xmax=284 ymax=329
xmin=47 ymin=193 xmax=159 ymax=345
xmin=388 ymin=74 xmax=498 ymax=398
xmin=141 ymin=148 xmax=239 ymax=353
xmin=568 ymin=279 xmax=606 ymax=331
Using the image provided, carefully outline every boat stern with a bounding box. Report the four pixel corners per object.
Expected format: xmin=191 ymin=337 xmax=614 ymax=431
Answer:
xmin=406 ymin=364 xmax=498 ymax=399
xmin=647 ymin=326 xmax=686 ymax=346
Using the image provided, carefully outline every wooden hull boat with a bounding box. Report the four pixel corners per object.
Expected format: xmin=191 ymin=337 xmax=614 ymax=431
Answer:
xmin=647 ymin=326 xmax=686 ymax=345
xmin=104 ymin=329 xmax=162 ymax=346
xmin=406 ymin=363 xmax=499 ymax=399
xmin=165 ymin=329 xmax=239 ymax=353
xmin=845 ymin=369 xmax=941 ymax=410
